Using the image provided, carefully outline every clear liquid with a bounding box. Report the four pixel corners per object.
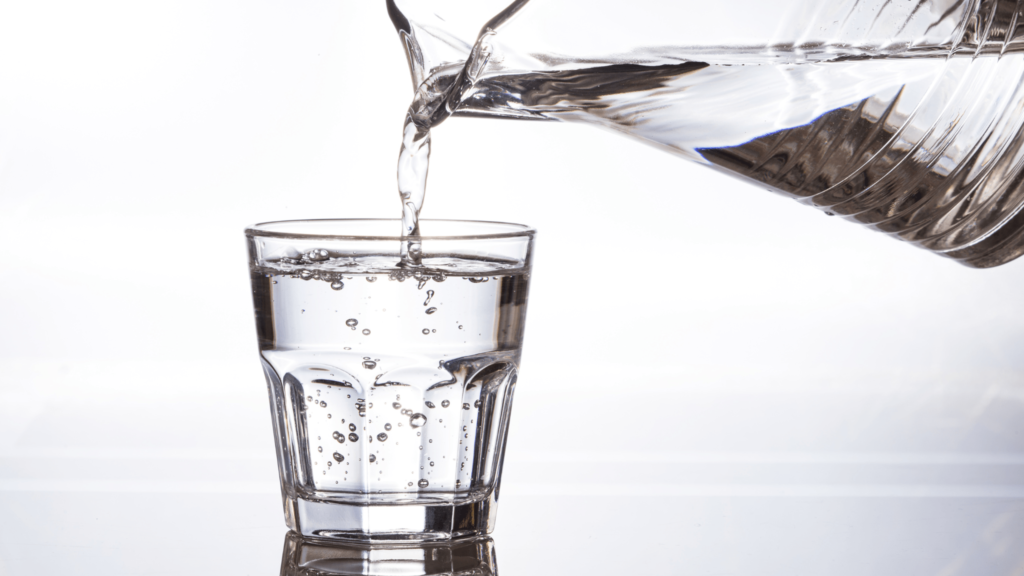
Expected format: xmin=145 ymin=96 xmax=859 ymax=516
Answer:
xmin=393 ymin=6 xmax=1024 ymax=266
xmin=251 ymin=255 xmax=529 ymax=503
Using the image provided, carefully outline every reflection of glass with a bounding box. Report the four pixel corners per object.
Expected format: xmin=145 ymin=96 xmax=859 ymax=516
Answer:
xmin=247 ymin=219 xmax=534 ymax=541
xmin=279 ymin=530 xmax=498 ymax=576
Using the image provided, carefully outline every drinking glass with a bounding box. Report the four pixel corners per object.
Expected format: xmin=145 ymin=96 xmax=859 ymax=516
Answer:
xmin=246 ymin=219 xmax=534 ymax=541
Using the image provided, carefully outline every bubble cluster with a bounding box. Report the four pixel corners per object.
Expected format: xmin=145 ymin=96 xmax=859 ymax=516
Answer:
xmin=332 ymin=431 xmax=345 ymax=443
xmin=305 ymin=249 xmax=330 ymax=262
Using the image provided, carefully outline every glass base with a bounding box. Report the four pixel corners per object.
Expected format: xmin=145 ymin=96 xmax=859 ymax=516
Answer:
xmin=283 ymin=491 xmax=499 ymax=543
xmin=280 ymin=530 xmax=497 ymax=576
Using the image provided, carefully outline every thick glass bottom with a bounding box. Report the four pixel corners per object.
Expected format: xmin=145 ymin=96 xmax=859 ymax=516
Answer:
xmin=283 ymin=490 xmax=500 ymax=543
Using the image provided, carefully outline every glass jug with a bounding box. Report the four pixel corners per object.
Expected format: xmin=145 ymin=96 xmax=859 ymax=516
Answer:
xmin=387 ymin=0 xmax=1024 ymax=268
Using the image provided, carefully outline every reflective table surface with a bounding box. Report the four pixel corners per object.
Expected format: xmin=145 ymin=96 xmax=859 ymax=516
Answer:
xmin=2 ymin=357 xmax=1022 ymax=575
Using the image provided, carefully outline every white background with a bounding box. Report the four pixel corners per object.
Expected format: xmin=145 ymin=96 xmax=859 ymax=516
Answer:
xmin=0 ymin=2 xmax=1022 ymax=574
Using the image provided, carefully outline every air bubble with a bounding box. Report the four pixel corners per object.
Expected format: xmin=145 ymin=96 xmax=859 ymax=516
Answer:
xmin=348 ymin=433 xmax=358 ymax=442
xmin=320 ymin=401 xmax=327 ymax=408
xmin=441 ymin=400 xmax=450 ymax=408
xmin=317 ymin=446 xmax=323 ymax=453
xmin=409 ymin=413 xmax=427 ymax=428
xmin=426 ymin=307 xmax=437 ymax=315
xmin=423 ymin=290 xmax=434 ymax=306
xmin=330 ymin=280 xmax=344 ymax=291
xmin=417 ymin=279 xmax=428 ymax=290
xmin=362 ymin=360 xmax=377 ymax=370
xmin=422 ymin=329 xmax=430 ymax=335
xmin=306 ymin=249 xmax=329 ymax=261
xmin=429 ymin=461 xmax=434 ymax=467
xmin=333 ymin=452 xmax=343 ymax=463
xmin=346 ymin=319 xmax=358 ymax=328
xmin=463 ymin=403 xmax=470 ymax=410
xmin=377 ymin=433 xmax=388 ymax=442
xmin=392 ymin=402 xmax=401 ymax=410
xmin=306 ymin=396 xmax=312 ymax=402
xmin=425 ymin=401 xmax=435 ymax=409
xmin=362 ymin=329 xmax=371 ymax=335
xmin=368 ymin=454 xmax=376 ymax=463
xmin=366 ymin=277 xmax=377 ymax=282
xmin=418 ymin=479 xmax=429 ymax=488
xmin=349 ymin=424 xmax=357 ymax=431
xmin=300 ymin=270 xmax=313 ymax=280
xmin=456 ymin=480 xmax=461 ymax=488
xmin=474 ymin=400 xmax=481 ymax=408
xmin=384 ymin=423 xmax=392 ymax=431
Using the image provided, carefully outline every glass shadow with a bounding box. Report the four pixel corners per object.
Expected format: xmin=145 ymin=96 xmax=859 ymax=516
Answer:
xmin=279 ymin=530 xmax=498 ymax=576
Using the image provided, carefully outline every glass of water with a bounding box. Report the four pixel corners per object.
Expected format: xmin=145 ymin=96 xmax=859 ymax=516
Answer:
xmin=246 ymin=219 xmax=534 ymax=542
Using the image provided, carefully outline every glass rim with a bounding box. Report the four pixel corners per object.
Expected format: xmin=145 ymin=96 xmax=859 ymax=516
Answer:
xmin=245 ymin=218 xmax=536 ymax=241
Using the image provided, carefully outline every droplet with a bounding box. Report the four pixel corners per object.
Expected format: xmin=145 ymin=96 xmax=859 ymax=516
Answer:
xmin=317 ymin=446 xmax=323 ymax=453
xmin=362 ymin=360 xmax=377 ymax=370
xmin=426 ymin=307 xmax=437 ymax=315
xmin=333 ymin=431 xmax=345 ymax=443
xmin=330 ymin=280 xmax=344 ymax=291
xmin=392 ymin=402 xmax=402 ymax=410
xmin=441 ymin=400 xmax=450 ymax=408
xmin=349 ymin=423 xmax=357 ymax=431
xmin=377 ymin=433 xmax=388 ymax=442
xmin=423 ymin=290 xmax=434 ymax=306
xmin=463 ymin=403 xmax=470 ymax=410
xmin=362 ymin=329 xmax=371 ymax=335
xmin=422 ymin=329 xmax=430 ymax=335
xmin=368 ymin=454 xmax=377 ymax=463
xmin=425 ymin=401 xmax=435 ymax=409
xmin=418 ymin=479 xmax=429 ymax=488
xmin=409 ymin=413 xmax=427 ymax=428
xmin=348 ymin=433 xmax=358 ymax=442
xmin=384 ymin=423 xmax=392 ymax=431
xmin=346 ymin=318 xmax=358 ymax=328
